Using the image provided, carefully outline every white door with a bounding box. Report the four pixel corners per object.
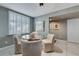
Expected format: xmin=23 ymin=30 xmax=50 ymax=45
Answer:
xmin=67 ymin=18 xmax=79 ymax=43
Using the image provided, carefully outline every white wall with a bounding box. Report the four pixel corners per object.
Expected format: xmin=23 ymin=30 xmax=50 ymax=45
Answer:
xmin=0 ymin=7 xmax=8 ymax=37
xmin=67 ymin=18 xmax=79 ymax=43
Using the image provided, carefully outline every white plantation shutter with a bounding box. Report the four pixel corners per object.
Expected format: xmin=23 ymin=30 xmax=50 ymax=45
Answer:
xmin=9 ymin=11 xmax=30 ymax=35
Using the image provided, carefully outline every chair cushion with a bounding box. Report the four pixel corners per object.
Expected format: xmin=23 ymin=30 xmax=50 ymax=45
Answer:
xmin=47 ymin=34 xmax=54 ymax=42
xmin=47 ymin=34 xmax=54 ymax=40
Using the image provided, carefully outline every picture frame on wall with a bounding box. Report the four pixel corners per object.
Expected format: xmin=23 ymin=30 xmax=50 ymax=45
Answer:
xmin=49 ymin=22 xmax=60 ymax=30
xmin=53 ymin=23 xmax=59 ymax=30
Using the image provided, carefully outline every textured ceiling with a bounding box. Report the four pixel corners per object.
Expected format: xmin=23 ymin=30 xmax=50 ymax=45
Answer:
xmin=0 ymin=3 xmax=79 ymax=17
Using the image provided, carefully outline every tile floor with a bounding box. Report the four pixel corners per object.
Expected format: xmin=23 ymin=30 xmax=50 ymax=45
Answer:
xmin=0 ymin=39 xmax=79 ymax=56
xmin=42 ymin=39 xmax=79 ymax=56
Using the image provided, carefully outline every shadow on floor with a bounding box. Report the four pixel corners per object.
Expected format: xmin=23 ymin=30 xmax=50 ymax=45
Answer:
xmin=46 ymin=46 xmax=63 ymax=53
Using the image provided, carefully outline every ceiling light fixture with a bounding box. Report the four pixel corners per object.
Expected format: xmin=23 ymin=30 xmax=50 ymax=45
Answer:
xmin=39 ymin=3 xmax=44 ymax=6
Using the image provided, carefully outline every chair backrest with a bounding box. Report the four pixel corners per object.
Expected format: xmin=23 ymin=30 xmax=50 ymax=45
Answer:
xmin=21 ymin=40 xmax=43 ymax=56
xmin=47 ymin=34 xmax=54 ymax=41
xmin=30 ymin=32 xmax=40 ymax=39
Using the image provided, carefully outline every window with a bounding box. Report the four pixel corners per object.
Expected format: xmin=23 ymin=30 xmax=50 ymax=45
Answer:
xmin=36 ymin=21 xmax=43 ymax=32
xmin=16 ymin=14 xmax=21 ymax=34
xmin=21 ymin=15 xmax=30 ymax=34
xmin=9 ymin=11 xmax=15 ymax=34
xmin=9 ymin=11 xmax=30 ymax=35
